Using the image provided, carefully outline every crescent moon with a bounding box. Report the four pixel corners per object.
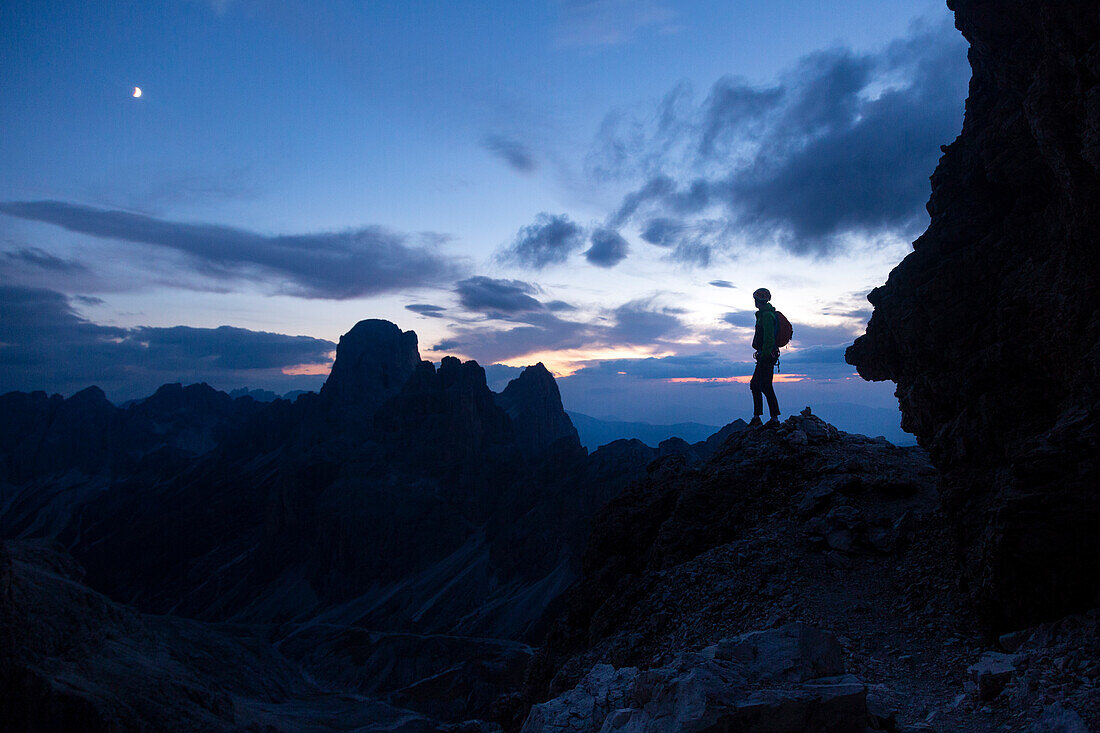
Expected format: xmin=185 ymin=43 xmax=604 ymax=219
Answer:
xmin=132 ymin=86 xmax=142 ymax=98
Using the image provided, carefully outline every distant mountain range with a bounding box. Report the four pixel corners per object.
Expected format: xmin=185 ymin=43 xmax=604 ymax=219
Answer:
xmin=567 ymin=412 xmax=722 ymax=449
xmin=569 ymin=403 xmax=914 ymax=450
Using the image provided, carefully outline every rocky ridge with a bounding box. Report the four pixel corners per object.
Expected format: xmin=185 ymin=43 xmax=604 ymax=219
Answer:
xmin=520 ymin=410 xmax=1099 ymax=731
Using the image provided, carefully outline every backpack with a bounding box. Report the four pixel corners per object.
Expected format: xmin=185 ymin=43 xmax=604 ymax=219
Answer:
xmin=774 ymin=311 xmax=793 ymax=348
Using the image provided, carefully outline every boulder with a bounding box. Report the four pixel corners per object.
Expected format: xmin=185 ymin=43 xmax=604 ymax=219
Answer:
xmin=966 ymin=651 xmax=1019 ymax=700
xmin=714 ymin=623 xmax=845 ymax=682
xmin=521 ymin=664 xmax=639 ymax=733
xmin=524 ymin=626 xmax=867 ymax=732
xmin=1028 ymin=703 xmax=1091 ymax=733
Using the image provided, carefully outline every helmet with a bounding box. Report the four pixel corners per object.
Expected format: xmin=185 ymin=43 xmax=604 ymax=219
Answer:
xmin=752 ymin=288 xmax=771 ymax=302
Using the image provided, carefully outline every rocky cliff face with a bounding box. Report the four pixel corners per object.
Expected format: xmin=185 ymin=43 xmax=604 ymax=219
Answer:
xmin=319 ymin=318 xmax=420 ymax=421
xmin=494 ymin=363 xmax=580 ymax=458
xmin=846 ymin=0 xmax=1100 ymax=632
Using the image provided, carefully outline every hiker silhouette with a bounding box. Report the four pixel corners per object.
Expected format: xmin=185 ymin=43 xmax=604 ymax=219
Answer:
xmin=749 ymin=287 xmax=780 ymax=427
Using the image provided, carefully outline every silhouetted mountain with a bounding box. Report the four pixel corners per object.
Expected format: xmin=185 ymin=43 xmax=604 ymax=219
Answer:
xmin=0 ymin=318 xmax=663 ymax=728
xmin=229 ymin=386 xmax=280 ymax=401
xmin=0 ymin=382 xmax=266 ymax=484
xmin=496 ymin=363 xmax=580 ymax=458
xmin=319 ymin=318 xmax=420 ymax=423
xmin=847 ymin=0 xmax=1100 ymax=632
xmin=566 ymin=412 xmax=722 ymax=450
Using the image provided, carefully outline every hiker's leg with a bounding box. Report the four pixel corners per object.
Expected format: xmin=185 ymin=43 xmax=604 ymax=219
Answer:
xmin=760 ymin=356 xmax=780 ymax=417
xmin=764 ymin=380 xmax=779 ymax=417
xmin=749 ymin=361 xmax=766 ymax=416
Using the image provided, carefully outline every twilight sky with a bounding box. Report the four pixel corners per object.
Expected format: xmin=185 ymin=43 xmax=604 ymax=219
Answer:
xmin=0 ymin=0 xmax=970 ymax=435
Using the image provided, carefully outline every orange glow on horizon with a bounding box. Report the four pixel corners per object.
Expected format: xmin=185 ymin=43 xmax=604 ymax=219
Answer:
xmin=282 ymin=362 xmax=333 ymax=376
xmin=665 ymin=373 xmax=808 ymax=384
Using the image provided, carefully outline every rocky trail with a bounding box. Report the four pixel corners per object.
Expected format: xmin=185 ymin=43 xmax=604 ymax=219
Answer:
xmin=521 ymin=411 xmax=1099 ymax=732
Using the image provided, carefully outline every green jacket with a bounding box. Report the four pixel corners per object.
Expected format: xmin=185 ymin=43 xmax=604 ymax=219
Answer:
xmin=753 ymin=303 xmax=777 ymax=356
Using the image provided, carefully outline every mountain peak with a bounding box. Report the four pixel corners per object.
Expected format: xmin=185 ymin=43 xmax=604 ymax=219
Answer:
xmin=320 ymin=319 xmax=420 ymax=415
xmin=496 ymin=363 xmax=579 ymax=457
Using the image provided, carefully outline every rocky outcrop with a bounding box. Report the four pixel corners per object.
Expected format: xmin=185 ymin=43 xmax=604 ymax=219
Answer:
xmin=319 ymin=318 xmax=420 ymax=420
xmin=494 ymin=363 xmax=580 ymax=458
xmin=522 ymin=624 xmax=869 ymax=732
xmin=524 ymin=413 xmax=942 ymax=708
xmin=846 ymin=0 xmax=1100 ymax=631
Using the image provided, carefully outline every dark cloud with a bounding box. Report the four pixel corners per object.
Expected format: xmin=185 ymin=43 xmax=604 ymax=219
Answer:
xmin=482 ymin=134 xmax=537 ymax=172
xmin=2 ymin=247 xmax=88 ymax=273
xmin=584 ymin=228 xmax=629 ymax=268
xmin=431 ymin=297 xmax=684 ymax=364
xmin=0 ymin=200 xmax=464 ymax=299
xmin=566 ymin=339 xmax=858 ymax=387
xmin=405 ymin=303 xmax=447 ymax=318
xmin=0 ymin=285 xmax=335 ymax=400
xmin=498 ymin=213 xmax=585 ymax=269
xmin=608 ymin=175 xmax=675 ymax=227
xmin=545 ymin=300 xmax=576 ymax=311
xmin=557 ymin=359 xmax=901 ymax=433
xmin=431 ymin=310 xmax=593 ymax=363
xmin=709 ymin=280 xmax=735 ymax=288
xmin=668 ymin=239 xmax=712 ymax=266
xmin=127 ymin=325 xmax=333 ymax=371
xmin=639 ymin=218 xmax=682 ymax=247
xmin=698 ymin=81 xmax=781 ymax=156
xmin=592 ymin=20 xmax=969 ymax=255
xmin=455 ymin=276 xmax=543 ymax=313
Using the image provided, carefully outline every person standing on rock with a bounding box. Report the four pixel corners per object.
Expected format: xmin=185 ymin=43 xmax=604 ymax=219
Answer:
xmin=749 ymin=287 xmax=781 ymax=427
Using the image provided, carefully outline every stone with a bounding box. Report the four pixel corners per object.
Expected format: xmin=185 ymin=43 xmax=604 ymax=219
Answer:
xmin=822 ymin=505 xmax=864 ymax=553
xmin=797 ymin=483 xmax=836 ymax=518
xmin=787 ymin=429 xmax=809 ymax=446
xmin=867 ymin=527 xmax=898 ymax=554
xmin=524 ymin=652 xmax=868 ymax=733
xmin=967 ymin=651 xmax=1020 ymax=700
xmin=714 ymin=623 xmax=846 ymax=682
xmin=521 ymin=664 xmax=639 ymax=733
xmin=1028 ymin=703 xmax=1091 ymax=733
xmin=999 ymin=628 xmax=1034 ymax=653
